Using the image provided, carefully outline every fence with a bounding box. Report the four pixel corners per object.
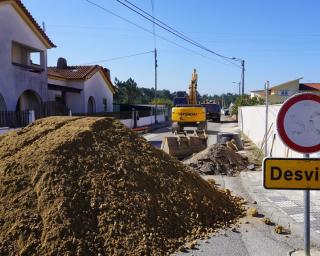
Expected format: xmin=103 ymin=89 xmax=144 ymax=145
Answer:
xmin=0 ymin=104 xmax=169 ymax=129
xmin=74 ymin=108 xmax=169 ymax=129
xmin=73 ymin=111 xmax=132 ymax=119
xmin=34 ymin=101 xmax=69 ymax=119
xmin=0 ymin=101 xmax=69 ymax=128
xmin=0 ymin=110 xmax=29 ymax=128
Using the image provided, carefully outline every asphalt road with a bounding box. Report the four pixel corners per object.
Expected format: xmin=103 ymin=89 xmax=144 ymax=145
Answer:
xmin=143 ymin=115 xmax=239 ymax=148
xmin=143 ymin=116 xmax=316 ymax=256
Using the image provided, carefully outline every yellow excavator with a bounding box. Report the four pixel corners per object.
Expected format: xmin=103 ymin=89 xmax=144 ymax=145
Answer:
xmin=161 ymin=69 xmax=207 ymax=159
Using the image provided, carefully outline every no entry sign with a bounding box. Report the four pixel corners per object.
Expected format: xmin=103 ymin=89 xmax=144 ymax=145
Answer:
xmin=277 ymin=93 xmax=320 ymax=153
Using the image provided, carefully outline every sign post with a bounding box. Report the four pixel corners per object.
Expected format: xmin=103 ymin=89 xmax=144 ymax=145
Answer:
xmin=264 ymin=93 xmax=320 ymax=256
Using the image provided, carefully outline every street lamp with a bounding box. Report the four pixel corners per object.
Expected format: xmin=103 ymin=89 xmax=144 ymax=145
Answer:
xmin=232 ymin=57 xmax=245 ymax=95
xmin=232 ymin=81 xmax=241 ymax=95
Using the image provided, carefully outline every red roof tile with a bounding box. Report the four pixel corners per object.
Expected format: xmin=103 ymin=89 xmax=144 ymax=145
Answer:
xmin=48 ymin=65 xmax=98 ymax=80
xmin=48 ymin=65 xmax=116 ymax=93
xmin=302 ymin=83 xmax=320 ymax=91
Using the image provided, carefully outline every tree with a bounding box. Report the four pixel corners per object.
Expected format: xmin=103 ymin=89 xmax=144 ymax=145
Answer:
xmin=114 ymin=78 xmax=140 ymax=104
xmin=231 ymin=95 xmax=264 ymax=115
xmin=150 ymin=98 xmax=173 ymax=107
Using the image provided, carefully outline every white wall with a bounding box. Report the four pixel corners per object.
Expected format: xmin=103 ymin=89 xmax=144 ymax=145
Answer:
xmin=84 ymin=72 xmax=113 ymax=112
xmin=239 ymin=105 xmax=319 ymax=158
xmin=137 ymin=116 xmax=155 ymax=127
xmin=119 ymin=114 xmax=165 ymax=128
xmin=0 ymin=3 xmax=49 ymax=110
xmin=119 ymin=119 xmax=133 ymax=128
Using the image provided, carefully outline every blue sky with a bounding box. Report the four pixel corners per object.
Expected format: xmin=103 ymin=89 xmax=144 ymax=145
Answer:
xmin=24 ymin=0 xmax=320 ymax=95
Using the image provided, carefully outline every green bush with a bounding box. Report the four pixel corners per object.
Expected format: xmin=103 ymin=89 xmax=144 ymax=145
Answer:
xmin=231 ymin=95 xmax=264 ymax=115
xmin=150 ymin=98 xmax=173 ymax=108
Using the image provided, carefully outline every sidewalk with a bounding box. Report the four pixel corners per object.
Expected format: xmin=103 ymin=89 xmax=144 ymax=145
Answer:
xmin=240 ymin=170 xmax=320 ymax=246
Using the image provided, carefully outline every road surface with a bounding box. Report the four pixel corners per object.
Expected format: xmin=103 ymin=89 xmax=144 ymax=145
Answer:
xmin=143 ymin=116 xmax=320 ymax=255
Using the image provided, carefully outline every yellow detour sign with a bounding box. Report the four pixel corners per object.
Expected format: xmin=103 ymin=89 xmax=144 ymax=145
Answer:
xmin=263 ymin=158 xmax=320 ymax=190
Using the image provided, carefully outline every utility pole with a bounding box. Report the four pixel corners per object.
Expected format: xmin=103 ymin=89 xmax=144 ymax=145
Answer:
xmin=154 ymin=48 xmax=158 ymax=123
xmin=151 ymin=0 xmax=158 ymax=124
xmin=42 ymin=22 xmax=46 ymax=32
xmin=264 ymin=81 xmax=269 ymax=157
xmin=241 ymin=60 xmax=245 ymax=95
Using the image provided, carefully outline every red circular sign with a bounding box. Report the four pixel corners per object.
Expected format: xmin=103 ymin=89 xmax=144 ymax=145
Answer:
xmin=277 ymin=93 xmax=320 ymax=153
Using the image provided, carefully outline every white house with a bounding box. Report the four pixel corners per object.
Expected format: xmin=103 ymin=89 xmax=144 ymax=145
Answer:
xmin=0 ymin=0 xmax=115 ymax=116
xmin=48 ymin=58 xmax=115 ymax=113
xmin=0 ymin=0 xmax=55 ymax=111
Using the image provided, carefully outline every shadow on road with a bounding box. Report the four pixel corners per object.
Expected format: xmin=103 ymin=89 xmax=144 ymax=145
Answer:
xmin=220 ymin=120 xmax=237 ymax=124
xmin=206 ymin=130 xmax=221 ymax=135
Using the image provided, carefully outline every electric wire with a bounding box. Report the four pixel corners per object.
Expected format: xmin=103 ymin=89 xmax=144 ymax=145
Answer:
xmin=81 ymin=50 xmax=155 ymax=65
xmin=85 ymin=0 xmax=237 ymax=68
xmin=116 ymin=0 xmax=241 ymax=67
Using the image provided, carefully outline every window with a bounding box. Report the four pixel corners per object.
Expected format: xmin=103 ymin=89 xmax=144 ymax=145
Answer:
xmin=279 ymin=90 xmax=289 ymax=96
xmin=103 ymin=98 xmax=108 ymax=112
xmin=88 ymin=96 xmax=96 ymax=113
xmin=30 ymin=52 xmax=41 ymax=66
xmin=11 ymin=41 xmax=43 ymax=71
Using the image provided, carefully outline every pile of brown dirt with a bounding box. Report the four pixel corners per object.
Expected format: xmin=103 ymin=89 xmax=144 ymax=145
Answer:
xmin=0 ymin=117 xmax=243 ymax=255
xmin=184 ymin=144 xmax=248 ymax=176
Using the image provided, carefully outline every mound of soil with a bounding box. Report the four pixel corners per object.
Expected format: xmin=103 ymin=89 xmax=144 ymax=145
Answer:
xmin=0 ymin=117 xmax=243 ymax=255
xmin=184 ymin=144 xmax=248 ymax=176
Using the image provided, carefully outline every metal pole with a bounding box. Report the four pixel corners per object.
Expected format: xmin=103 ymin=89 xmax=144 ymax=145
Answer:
xmin=264 ymin=81 xmax=269 ymax=157
xmin=241 ymin=60 xmax=245 ymax=95
xmin=304 ymin=153 xmax=310 ymax=256
xmin=238 ymin=82 xmax=241 ymax=96
xmin=154 ymin=48 xmax=158 ymax=123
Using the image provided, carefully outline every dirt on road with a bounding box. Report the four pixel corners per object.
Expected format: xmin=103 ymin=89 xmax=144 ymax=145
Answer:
xmin=0 ymin=116 xmax=243 ymax=256
xmin=184 ymin=144 xmax=248 ymax=176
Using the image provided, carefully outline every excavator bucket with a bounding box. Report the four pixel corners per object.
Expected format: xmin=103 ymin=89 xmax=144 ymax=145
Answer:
xmin=161 ymin=134 xmax=207 ymax=159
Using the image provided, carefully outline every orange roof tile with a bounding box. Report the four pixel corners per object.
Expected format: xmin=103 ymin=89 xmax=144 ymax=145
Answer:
xmin=48 ymin=65 xmax=97 ymax=80
xmin=302 ymin=83 xmax=320 ymax=91
xmin=48 ymin=65 xmax=116 ymax=93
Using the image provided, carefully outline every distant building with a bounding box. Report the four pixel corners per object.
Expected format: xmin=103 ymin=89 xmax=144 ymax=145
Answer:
xmin=250 ymin=78 xmax=320 ymax=104
xmin=48 ymin=58 xmax=115 ymax=113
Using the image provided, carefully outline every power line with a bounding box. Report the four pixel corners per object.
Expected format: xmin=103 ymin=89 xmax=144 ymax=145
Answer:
xmin=85 ymin=0 xmax=238 ymax=68
xmin=81 ymin=50 xmax=155 ymax=65
xmin=115 ymin=0 xmax=241 ymax=67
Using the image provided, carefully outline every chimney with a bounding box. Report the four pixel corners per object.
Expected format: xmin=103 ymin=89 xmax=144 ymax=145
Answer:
xmin=104 ymin=68 xmax=111 ymax=80
xmin=57 ymin=57 xmax=67 ymax=69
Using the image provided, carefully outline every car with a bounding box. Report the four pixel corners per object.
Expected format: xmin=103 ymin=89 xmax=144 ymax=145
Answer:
xmin=201 ymin=103 xmax=221 ymax=122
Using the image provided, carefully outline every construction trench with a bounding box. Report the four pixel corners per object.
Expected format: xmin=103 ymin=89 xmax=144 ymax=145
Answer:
xmin=0 ymin=117 xmax=253 ymax=255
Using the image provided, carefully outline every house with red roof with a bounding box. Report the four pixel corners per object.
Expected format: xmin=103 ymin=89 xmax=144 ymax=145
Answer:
xmin=48 ymin=58 xmax=115 ymax=113
xmin=0 ymin=0 xmax=115 ymax=115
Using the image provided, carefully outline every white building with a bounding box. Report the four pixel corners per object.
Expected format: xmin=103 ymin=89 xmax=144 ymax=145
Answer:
xmin=0 ymin=0 xmax=115 ymax=115
xmin=48 ymin=58 xmax=115 ymax=113
xmin=0 ymin=0 xmax=55 ymax=111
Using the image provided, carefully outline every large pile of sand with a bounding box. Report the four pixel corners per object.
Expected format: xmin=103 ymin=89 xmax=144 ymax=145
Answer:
xmin=0 ymin=117 xmax=243 ymax=255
